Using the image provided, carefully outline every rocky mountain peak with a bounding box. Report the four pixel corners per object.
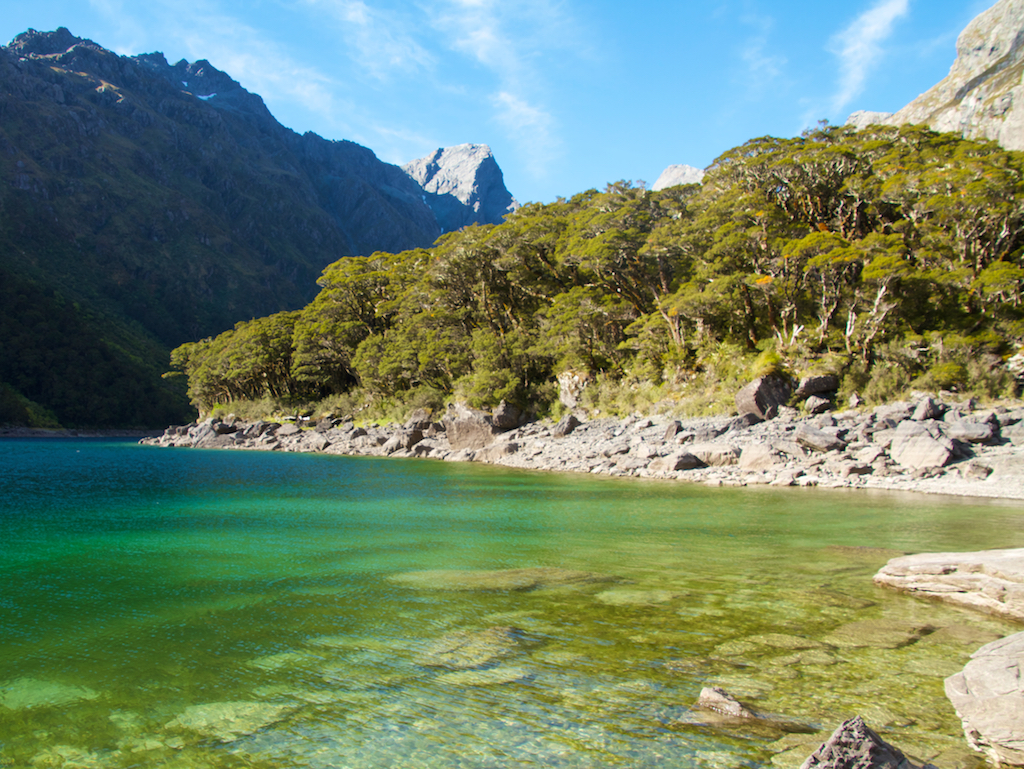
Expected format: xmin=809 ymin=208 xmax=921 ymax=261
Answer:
xmin=847 ymin=0 xmax=1024 ymax=150
xmin=403 ymin=143 xmax=518 ymax=232
xmin=7 ymin=27 xmax=88 ymax=57
xmin=651 ymin=164 xmax=705 ymax=191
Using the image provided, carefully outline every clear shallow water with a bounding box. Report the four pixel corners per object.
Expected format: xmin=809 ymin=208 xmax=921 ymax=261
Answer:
xmin=1 ymin=440 xmax=1022 ymax=769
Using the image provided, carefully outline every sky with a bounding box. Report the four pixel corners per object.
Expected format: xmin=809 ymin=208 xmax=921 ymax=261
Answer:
xmin=0 ymin=0 xmax=995 ymax=205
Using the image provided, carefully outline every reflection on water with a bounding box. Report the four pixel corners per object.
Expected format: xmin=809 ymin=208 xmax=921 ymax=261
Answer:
xmin=1 ymin=439 xmax=1021 ymax=768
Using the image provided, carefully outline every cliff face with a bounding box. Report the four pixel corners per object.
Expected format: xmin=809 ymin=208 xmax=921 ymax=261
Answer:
xmin=402 ymin=144 xmax=519 ymax=233
xmin=848 ymin=0 xmax=1024 ymax=149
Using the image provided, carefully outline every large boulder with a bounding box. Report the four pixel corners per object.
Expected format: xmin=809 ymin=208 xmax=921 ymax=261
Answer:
xmin=873 ymin=548 xmax=1024 ymax=622
xmin=800 ymin=715 xmax=933 ymax=769
xmin=887 ymin=421 xmax=956 ymax=470
xmin=793 ymin=374 xmax=840 ymax=401
xmin=442 ymin=402 xmax=503 ymax=451
xmin=945 ymin=632 xmax=1024 ymax=767
xmin=735 ymin=374 xmax=793 ymax=420
xmin=795 ymin=424 xmax=847 ymax=453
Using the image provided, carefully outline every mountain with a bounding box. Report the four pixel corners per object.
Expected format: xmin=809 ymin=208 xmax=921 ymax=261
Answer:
xmin=651 ymin=164 xmax=705 ymax=191
xmin=847 ymin=0 xmax=1024 ymax=149
xmin=402 ymin=144 xmax=519 ymax=233
xmin=0 ymin=27 xmax=515 ymax=427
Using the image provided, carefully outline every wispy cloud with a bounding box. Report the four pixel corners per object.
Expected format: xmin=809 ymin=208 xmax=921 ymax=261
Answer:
xmin=738 ymin=13 xmax=785 ymax=88
xmin=427 ymin=0 xmax=575 ymax=176
xmin=828 ymin=0 xmax=910 ymax=114
xmin=491 ymin=91 xmax=558 ymax=177
xmin=299 ymin=0 xmax=434 ymax=80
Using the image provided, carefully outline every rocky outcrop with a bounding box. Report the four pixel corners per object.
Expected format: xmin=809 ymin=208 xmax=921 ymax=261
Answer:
xmin=402 ymin=144 xmax=518 ymax=232
xmin=945 ymin=632 xmax=1024 ymax=767
xmin=847 ymin=0 xmax=1024 ymax=151
xmin=873 ymin=548 xmax=1024 ymax=622
xmin=800 ymin=716 xmax=934 ymax=769
xmin=651 ymin=164 xmax=705 ymax=190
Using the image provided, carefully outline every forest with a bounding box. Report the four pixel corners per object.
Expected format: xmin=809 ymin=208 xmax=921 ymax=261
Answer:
xmin=169 ymin=123 xmax=1024 ymax=422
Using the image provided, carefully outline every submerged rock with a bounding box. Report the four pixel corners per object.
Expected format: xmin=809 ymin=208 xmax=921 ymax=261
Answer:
xmin=595 ymin=588 xmax=682 ymax=606
xmin=823 ymin=619 xmax=934 ymax=649
xmin=945 ymin=631 xmax=1024 ymax=768
xmin=436 ymin=666 xmax=530 ymax=686
xmin=415 ymin=626 xmax=535 ymax=670
xmin=0 ymin=677 xmax=100 ymax=710
xmin=164 ymin=701 xmax=292 ymax=742
xmin=388 ymin=566 xmax=619 ymax=592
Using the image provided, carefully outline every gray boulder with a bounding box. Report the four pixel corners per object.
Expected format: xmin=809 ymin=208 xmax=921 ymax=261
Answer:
xmin=874 ymin=548 xmax=1024 ymax=623
xmin=442 ymin=402 xmax=503 ymax=451
xmin=492 ymin=400 xmax=523 ymax=430
xmin=800 ymin=715 xmax=932 ymax=769
xmin=739 ymin=443 xmax=784 ymax=471
xmin=912 ymin=397 xmax=946 ymax=421
xmin=806 ymin=395 xmax=833 ymax=415
xmin=795 ymin=424 xmax=846 ymax=453
xmin=888 ymin=421 xmax=955 ymax=470
xmin=687 ymin=442 xmax=740 ymax=467
xmin=381 ymin=429 xmax=424 ymax=455
xmin=945 ymin=632 xmax=1024 ymax=767
xmin=735 ymin=375 xmax=793 ymax=420
xmin=947 ymin=420 xmax=998 ymax=444
xmin=793 ymin=374 xmax=840 ymax=401
xmin=649 ymin=451 xmax=705 ymax=472
xmin=404 ymin=408 xmax=434 ymax=431
xmin=553 ymin=413 xmax=581 ymax=438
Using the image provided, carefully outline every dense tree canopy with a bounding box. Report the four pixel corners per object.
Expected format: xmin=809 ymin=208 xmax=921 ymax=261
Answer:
xmin=170 ymin=124 xmax=1024 ymax=415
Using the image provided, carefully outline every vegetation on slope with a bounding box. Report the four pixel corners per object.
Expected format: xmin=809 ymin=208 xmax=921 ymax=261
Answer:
xmin=169 ymin=124 xmax=1024 ymax=422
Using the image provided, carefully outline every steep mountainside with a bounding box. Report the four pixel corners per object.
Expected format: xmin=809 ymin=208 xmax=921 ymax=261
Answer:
xmin=848 ymin=0 xmax=1024 ymax=149
xmin=0 ymin=27 xmax=516 ymax=427
xmin=403 ymin=144 xmax=519 ymax=233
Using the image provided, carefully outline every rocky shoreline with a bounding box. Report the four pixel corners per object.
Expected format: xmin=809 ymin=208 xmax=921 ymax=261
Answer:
xmin=141 ymin=393 xmax=1024 ymax=502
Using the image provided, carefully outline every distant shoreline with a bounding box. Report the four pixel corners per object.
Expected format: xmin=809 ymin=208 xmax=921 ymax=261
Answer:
xmin=0 ymin=427 xmax=162 ymax=439
xmin=140 ymin=396 xmax=1024 ymax=503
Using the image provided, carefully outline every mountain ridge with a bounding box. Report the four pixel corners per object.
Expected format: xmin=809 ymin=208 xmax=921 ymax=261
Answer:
xmin=0 ymin=27 xmax=516 ymax=427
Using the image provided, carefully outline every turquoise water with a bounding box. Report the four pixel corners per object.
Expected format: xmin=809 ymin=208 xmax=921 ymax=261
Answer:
xmin=1 ymin=439 xmax=1022 ymax=769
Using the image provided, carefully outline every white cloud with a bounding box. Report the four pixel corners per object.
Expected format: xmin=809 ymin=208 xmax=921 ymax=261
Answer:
xmin=738 ymin=14 xmax=785 ymax=88
xmin=828 ymin=0 xmax=910 ymax=114
xmin=491 ymin=91 xmax=558 ymax=177
xmin=299 ymin=0 xmax=434 ymax=80
xmin=426 ymin=0 xmax=578 ymax=176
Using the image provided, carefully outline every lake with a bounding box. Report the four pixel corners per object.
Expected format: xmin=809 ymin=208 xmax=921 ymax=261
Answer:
xmin=1 ymin=439 xmax=1022 ymax=768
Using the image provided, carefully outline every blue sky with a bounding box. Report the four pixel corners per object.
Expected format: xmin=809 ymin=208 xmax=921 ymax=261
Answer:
xmin=1 ymin=0 xmax=993 ymax=204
